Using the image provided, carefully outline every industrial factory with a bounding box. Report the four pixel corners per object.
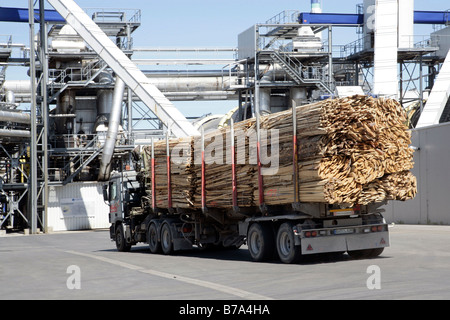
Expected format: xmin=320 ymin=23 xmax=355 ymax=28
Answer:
xmin=0 ymin=0 xmax=449 ymax=237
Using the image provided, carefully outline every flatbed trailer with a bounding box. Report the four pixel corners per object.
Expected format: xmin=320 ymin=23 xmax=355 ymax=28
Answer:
xmin=104 ymin=170 xmax=389 ymax=264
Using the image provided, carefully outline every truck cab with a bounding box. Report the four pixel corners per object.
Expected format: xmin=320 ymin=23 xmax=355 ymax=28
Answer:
xmin=103 ymin=170 xmax=145 ymax=252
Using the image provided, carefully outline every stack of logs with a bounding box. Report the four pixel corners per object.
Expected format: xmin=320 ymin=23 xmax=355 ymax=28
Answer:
xmin=142 ymin=95 xmax=417 ymax=209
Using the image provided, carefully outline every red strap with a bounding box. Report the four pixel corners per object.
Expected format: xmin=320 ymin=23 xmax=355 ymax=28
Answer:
xmin=167 ymin=155 xmax=172 ymax=209
xmin=201 ymin=150 xmax=206 ymax=209
xmin=257 ymin=141 xmax=264 ymax=206
xmin=231 ymin=141 xmax=237 ymax=208
xmin=151 ymin=158 xmax=156 ymax=210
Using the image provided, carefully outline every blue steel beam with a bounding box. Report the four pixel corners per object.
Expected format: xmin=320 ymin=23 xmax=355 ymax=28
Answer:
xmin=299 ymin=13 xmax=363 ymax=25
xmin=0 ymin=7 xmax=65 ymax=23
xmin=299 ymin=11 xmax=449 ymax=25
xmin=414 ymin=11 xmax=449 ymax=25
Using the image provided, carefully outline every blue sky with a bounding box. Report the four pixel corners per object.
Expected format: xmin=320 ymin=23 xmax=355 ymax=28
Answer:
xmin=1 ymin=0 xmax=449 ymax=116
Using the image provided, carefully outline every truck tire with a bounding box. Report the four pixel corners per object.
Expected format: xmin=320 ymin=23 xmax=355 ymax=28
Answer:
xmin=160 ymin=223 xmax=173 ymax=255
xmin=115 ymin=224 xmax=131 ymax=252
xmin=348 ymin=248 xmax=384 ymax=259
xmin=247 ymin=223 xmax=275 ymax=262
xmin=369 ymin=248 xmax=384 ymax=258
xmin=276 ymin=222 xmax=301 ymax=264
xmin=148 ymin=223 xmax=161 ymax=254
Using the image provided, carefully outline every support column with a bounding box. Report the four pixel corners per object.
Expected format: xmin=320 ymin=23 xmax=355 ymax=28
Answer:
xmin=373 ymin=0 xmax=399 ymax=98
xmin=28 ymin=0 xmax=38 ymax=234
xmin=39 ymin=0 xmax=49 ymax=233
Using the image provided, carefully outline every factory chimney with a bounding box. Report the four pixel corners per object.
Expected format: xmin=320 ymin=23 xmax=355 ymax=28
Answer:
xmin=310 ymin=0 xmax=323 ymax=40
xmin=311 ymin=0 xmax=322 ymax=14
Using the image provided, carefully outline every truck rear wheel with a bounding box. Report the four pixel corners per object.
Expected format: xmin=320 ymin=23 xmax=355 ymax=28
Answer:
xmin=247 ymin=223 xmax=275 ymax=262
xmin=160 ymin=223 xmax=174 ymax=255
xmin=148 ymin=223 xmax=161 ymax=254
xmin=276 ymin=222 xmax=302 ymax=264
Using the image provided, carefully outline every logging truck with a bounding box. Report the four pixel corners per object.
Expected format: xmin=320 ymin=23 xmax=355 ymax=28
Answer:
xmin=103 ymin=97 xmax=411 ymax=263
xmin=103 ymin=167 xmax=390 ymax=264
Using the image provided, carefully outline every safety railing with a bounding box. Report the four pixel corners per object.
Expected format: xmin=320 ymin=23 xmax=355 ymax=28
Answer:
xmin=265 ymin=10 xmax=300 ymax=25
xmin=85 ymin=8 xmax=141 ymax=24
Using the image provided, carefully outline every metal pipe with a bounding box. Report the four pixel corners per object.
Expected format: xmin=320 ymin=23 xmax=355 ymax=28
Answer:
xmin=132 ymin=47 xmax=237 ymax=52
xmin=145 ymin=77 xmax=234 ymax=92
xmin=98 ymin=77 xmax=125 ymax=181
xmin=0 ymin=110 xmax=31 ymax=124
xmin=0 ymin=129 xmax=31 ymax=138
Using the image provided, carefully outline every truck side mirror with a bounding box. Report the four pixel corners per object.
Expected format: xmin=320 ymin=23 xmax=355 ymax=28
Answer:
xmin=102 ymin=185 xmax=109 ymax=203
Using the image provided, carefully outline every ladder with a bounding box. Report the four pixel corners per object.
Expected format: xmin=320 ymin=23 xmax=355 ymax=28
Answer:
xmin=47 ymin=0 xmax=199 ymax=138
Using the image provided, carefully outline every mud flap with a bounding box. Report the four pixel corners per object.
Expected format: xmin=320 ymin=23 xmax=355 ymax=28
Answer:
xmin=173 ymin=238 xmax=193 ymax=251
xmin=346 ymin=231 xmax=390 ymax=251
xmin=301 ymin=231 xmax=390 ymax=255
xmin=301 ymin=236 xmax=347 ymax=255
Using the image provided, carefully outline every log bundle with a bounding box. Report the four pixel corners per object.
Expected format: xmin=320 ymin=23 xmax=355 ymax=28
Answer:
xmin=142 ymin=137 xmax=195 ymax=209
xmin=142 ymin=95 xmax=417 ymax=209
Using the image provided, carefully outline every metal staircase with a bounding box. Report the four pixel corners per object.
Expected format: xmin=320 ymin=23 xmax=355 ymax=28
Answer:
xmin=48 ymin=59 xmax=108 ymax=102
xmin=62 ymin=145 xmax=104 ymax=185
xmin=269 ymin=51 xmax=333 ymax=94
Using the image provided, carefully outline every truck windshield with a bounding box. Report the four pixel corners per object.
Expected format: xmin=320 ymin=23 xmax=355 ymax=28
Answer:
xmin=109 ymin=182 xmax=118 ymax=202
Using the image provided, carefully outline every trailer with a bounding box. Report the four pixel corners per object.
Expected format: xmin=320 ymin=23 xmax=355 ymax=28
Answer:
xmin=104 ymin=169 xmax=389 ymax=264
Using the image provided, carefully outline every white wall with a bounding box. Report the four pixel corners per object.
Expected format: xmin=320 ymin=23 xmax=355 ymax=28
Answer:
xmin=383 ymin=122 xmax=450 ymax=225
xmin=47 ymin=182 xmax=110 ymax=232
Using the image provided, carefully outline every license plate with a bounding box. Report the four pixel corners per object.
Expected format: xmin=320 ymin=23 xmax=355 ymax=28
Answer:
xmin=333 ymin=228 xmax=354 ymax=235
xmin=330 ymin=209 xmax=353 ymax=216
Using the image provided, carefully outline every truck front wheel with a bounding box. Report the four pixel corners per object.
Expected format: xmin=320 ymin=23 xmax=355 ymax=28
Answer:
xmin=247 ymin=223 xmax=275 ymax=262
xmin=276 ymin=222 xmax=302 ymax=264
xmin=115 ymin=224 xmax=131 ymax=252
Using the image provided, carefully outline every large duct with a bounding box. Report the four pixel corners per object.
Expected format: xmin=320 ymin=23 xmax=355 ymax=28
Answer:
xmin=4 ymin=91 xmax=15 ymax=104
xmin=56 ymin=90 xmax=76 ymax=134
xmin=259 ymin=88 xmax=271 ymax=114
xmin=94 ymin=71 xmax=114 ymax=132
xmin=291 ymin=87 xmax=308 ymax=107
xmin=95 ymin=89 xmax=113 ymax=129
xmin=98 ymin=77 xmax=125 ymax=181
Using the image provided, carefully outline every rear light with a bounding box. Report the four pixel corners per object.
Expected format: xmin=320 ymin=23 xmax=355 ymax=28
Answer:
xmin=304 ymin=230 xmax=318 ymax=238
xmin=370 ymin=225 xmax=385 ymax=232
xmin=182 ymin=225 xmax=192 ymax=233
